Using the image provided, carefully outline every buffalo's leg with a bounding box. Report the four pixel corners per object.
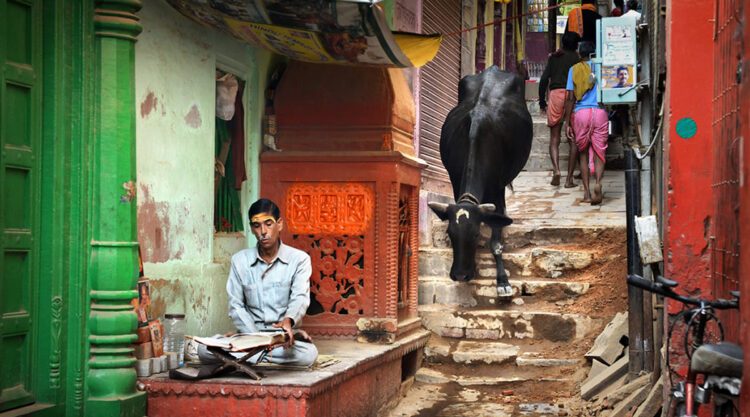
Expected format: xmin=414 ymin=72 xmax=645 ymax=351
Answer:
xmin=491 ymin=227 xmax=512 ymax=296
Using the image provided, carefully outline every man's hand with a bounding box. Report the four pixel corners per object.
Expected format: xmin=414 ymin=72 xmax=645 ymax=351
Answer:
xmin=566 ymin=121 xmax=575 ymax=141
xmin=272 ymin=317 xmax=294 ymax=349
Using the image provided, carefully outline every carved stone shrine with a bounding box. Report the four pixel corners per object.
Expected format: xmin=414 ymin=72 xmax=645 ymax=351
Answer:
xmin=261 ymin=61 xmax=425 ymax=340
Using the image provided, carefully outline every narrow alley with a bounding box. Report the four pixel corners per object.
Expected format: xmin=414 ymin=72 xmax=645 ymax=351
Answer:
xmin=392 ymin=114 xmax=628 ymax=416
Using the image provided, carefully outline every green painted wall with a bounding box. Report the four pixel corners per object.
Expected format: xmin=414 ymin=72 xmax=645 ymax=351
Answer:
xmin=134 ymin=0 xmax=276 ymax=336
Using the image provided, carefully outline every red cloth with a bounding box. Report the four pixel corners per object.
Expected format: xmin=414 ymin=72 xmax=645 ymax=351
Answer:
xmin=610 ymin=7 xmax=623 ymax=16
xmin=546 ymin=89 xmax=567 ymax=127
xmin=573 ymin=108 xmax=609 ymax=173
xmin=229 ymin=82 xmax=246 ymax=189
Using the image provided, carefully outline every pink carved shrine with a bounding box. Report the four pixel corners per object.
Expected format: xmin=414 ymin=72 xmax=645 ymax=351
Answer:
xmin=261 ymin=62 xmax=424 ymax=339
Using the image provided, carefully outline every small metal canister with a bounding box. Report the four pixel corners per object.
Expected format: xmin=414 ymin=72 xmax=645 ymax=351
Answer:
xmin=136 ymin=359 xmax=152 ymax=377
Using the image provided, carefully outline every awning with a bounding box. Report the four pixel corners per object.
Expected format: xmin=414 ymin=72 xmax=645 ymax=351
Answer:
xmin=165 ymin=0 xmax=441 ymax=68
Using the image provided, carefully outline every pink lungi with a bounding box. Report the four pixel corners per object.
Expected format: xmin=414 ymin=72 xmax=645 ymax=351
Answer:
xmin=546 ymin=89 xmax=567 ymax=127
xmin=573 ymin=108 xmax=609 ymax=173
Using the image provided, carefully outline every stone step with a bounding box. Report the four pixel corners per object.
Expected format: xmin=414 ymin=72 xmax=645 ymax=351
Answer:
xmin=418 ymin=305 xmax=600 ymax=342
xmin=419 ymin=246 xmax=603 ymax=279
xmin=429 ymin=219 xmax=622 ymax=251
xmin=388 ymin=380 xmax=578 ymax=417
xmin=524 ymin=137 xmax=627 ymax=172
xmin=418 ymin=276 xmax=590 ymax=308
xmin=415 ymin=366 xmax=576 ymax=387
xmin=423 ymin=337 xmax=584 ymax=369
xmin=524 ymin=152 xmax=568 ymax=172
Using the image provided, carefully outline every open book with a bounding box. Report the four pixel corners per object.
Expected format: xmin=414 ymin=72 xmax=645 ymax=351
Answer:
xmin=189 ymin=332 xmax=287 ymax=352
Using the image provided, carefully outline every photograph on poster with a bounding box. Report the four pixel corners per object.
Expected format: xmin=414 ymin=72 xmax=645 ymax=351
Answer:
xmin=602 ymin=65 xmax=634 ymax=89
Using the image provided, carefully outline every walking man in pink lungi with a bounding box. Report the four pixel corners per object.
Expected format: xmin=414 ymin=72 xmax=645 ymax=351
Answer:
xmin=563 ymin=41 xmax=608 ymax=204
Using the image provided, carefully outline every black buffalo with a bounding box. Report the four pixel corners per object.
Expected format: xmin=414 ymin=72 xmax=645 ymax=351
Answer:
xmin=428 ymin=66 xmax=532 ymax=296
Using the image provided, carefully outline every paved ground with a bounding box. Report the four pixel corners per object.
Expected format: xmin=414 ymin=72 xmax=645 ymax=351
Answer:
xmin=507 ymin=170 xmax=626 ymax=228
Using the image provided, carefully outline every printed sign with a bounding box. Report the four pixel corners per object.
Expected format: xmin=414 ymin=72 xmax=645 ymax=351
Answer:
xmin=602 ymin=65 xmax=634 ymax=89
xmin=166 ymin=0 xmax=427 ymax=67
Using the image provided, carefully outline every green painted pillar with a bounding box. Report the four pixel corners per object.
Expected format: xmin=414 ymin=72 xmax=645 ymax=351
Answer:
xmin=87 ymin=1 xmax=145 ymax=416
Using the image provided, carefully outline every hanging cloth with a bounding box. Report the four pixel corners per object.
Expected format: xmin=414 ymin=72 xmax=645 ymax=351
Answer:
xmin=572 ymin=61 xmax=595 ymax=101
xmin=567 ymin=3 xmax=597 ymax=37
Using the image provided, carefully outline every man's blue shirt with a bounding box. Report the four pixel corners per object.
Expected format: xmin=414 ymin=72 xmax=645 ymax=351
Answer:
xmin=226 ymin=241 xmax=312 ymax=333
xmin=566 ymin=61 xmax=600 ymax=112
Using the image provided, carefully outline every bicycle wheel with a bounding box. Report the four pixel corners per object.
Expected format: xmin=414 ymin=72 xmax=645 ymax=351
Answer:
xmin=713 ymin=396 xmax=738 ymax=417
xmin=683 ymin=310 xmax=724 ymax=358
xmin=671 ymin=400 xmax=686 ymax=417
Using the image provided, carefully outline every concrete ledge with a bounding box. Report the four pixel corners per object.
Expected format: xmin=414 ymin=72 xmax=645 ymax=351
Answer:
xmin=140 ymin=330 xmax=430 ymax=417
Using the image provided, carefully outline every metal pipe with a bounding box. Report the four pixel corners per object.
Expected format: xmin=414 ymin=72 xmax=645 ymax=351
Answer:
xmin=626 ymin=148 xmax=645 ymax=376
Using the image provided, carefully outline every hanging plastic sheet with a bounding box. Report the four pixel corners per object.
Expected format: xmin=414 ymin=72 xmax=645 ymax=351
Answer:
xmin=165 ymin=0 xmax=441 ymax=68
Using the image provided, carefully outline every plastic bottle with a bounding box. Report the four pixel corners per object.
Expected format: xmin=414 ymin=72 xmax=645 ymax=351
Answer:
xmin=163 ymin=314 xmax=186 ymax=365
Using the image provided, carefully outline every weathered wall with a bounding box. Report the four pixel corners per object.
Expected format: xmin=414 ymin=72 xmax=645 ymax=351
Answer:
xmin=135 ymin=0 xmax=275 ymax=336
xmin=662 ymin=0 xmax=714 ymax=373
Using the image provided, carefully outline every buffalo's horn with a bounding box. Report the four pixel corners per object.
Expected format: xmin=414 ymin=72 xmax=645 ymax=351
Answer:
xmin=428 ymin=201 xmax=449 ymax=214
xmin=478 ymin=203 xmax=496 ymax=213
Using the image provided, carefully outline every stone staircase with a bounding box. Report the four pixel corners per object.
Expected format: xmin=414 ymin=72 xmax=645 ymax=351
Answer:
xmin=389 ymin=112 xmax=629 ymax=416
xmin=524 ymin=117 xmax=626 ymax=173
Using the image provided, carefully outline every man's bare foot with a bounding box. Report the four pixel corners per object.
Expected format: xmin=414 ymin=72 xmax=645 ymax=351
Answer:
xmin=564 ymin=180 xmax=577 ymax=188
xmin=591 ymin=184 xmax=603 ymax=205
xmin=551 ymin=171 xmax=561 ymax=186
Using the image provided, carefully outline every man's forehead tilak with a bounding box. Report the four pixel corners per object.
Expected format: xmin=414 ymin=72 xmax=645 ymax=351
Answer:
xmin=251 ymin=213 xmax=276 ymax=224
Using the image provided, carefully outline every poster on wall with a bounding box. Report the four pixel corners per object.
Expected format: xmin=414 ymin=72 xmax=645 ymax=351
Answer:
xmin=601 ymin=65 xmax=634 ymax=89
xmin=165 ymin=0 xmax=440 ymax=67
xmin=602 ymin=24 xmax=636 ymax=65
xmin=597 ymin=16 xmax=637 ymax=104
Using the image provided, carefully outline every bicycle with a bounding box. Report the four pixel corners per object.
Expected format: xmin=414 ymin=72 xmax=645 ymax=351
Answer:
xmin=626 ymin=274 xmax=742 ymax=417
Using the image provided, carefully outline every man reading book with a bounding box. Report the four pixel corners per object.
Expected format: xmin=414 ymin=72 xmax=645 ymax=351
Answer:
xmin=198 ymin=198 xmax=318 ymax=367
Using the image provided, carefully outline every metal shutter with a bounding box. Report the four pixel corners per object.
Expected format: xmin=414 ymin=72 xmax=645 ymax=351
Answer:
xmin=419 ymin=0 xmax=461 ymax=189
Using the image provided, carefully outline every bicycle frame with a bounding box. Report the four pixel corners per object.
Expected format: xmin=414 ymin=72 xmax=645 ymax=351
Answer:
xmin=627 ymin=274 xmax=740 ymax=417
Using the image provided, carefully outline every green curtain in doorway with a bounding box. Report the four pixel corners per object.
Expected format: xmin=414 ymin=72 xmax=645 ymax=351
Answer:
xmin=215 ymin=118 xmax=243 ymax=232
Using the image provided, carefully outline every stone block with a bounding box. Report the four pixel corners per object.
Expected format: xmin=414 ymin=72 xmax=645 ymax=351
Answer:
xmin=516 ymin=357 xmax=580 ymax=367
xmin=356 ymin=318 xmax=398 ymax=344
xmin=415 ymin=367 xmax=452 ymax=384
xmin=436 ymin=327 xmax=465 ymax=338
xmin=603 ymin=372 xmax=651 ymax=405
xmin=581 ymin=353 xmax=629 ymax=400
xmin=424 ymin=337 xmax=452 ymax=359
xmin=632 ymin=374 xmax=664 ymax=417
xmin=531 ymin=248 xmax=595 ymax=277
xmin=585 ymin=312 xmax=628 ymax=365
xmin=588 ymin=359 xmax=609 ymax=379
xmin=610 ymin=384 xmax=651 ymax=417
xmin=465 ymin=328 xmax=500 ymax=339
xmin=418 ymin=249 xmax=451 ymax=276
xmin=452 ymin=341 xmax=518 ymax=365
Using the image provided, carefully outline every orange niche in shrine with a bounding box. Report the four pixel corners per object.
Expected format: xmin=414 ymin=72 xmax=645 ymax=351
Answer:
xmin=261 ymin=61 xmax=425 ymax=340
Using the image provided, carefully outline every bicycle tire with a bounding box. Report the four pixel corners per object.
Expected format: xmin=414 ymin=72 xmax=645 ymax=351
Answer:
xmin=671 ymin=400 xmax=686 ymax=417
xmin=713 ymin=397 xmax=738 ymax=417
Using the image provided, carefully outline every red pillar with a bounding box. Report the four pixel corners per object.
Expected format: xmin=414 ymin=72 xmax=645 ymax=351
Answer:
xmin=740 ymin=1 xmax=750 ymax=413
xmin=662 ymin=0 xmax=715 ymax=374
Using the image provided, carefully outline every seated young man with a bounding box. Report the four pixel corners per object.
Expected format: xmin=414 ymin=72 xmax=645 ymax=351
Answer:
xmin=197 ymin=198 xmax=318 ymax=367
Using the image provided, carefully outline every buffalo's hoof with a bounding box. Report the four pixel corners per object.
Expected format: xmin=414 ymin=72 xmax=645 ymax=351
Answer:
xmin=496 ymin=285 xmax=513 ymax=297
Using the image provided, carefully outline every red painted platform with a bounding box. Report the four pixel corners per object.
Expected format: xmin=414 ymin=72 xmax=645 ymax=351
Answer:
xmin=139 ymin=330 xmax=430 ymax=417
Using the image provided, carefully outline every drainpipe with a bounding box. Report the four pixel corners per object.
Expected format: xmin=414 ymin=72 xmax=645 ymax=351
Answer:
xmin=637 ymin=15 xmax=656 ymax=376
xmin=625 ymin=148 xmax=644 ymax=376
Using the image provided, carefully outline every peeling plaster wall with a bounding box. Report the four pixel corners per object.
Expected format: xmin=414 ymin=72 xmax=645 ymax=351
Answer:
xmin=135 ymin=0 xmax=275 ymax=336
